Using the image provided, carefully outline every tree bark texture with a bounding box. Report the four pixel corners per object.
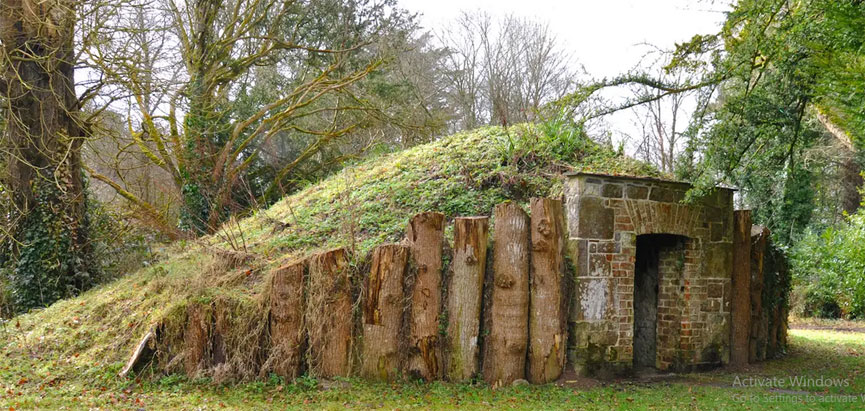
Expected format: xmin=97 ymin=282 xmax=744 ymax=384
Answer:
xmin=269 ymin=261 xmax=306 ymax=379
xmin=306 ymin=248 xmax=353 ymax=377
xmin=0 ymin=0 xmax=93 ymax=308
xmin=361 ymin=244 xmax=409 ymax=381
xmin=527 ymin=198 xmax=568 ymax=383
xmin=445 ymin=217 xmax=489 ymax=382
xmin=405 ymin=212 xmax=445 ymax=380
xmin=184 ymin=303 xmax=210 ymax=376
xmin=484 ymin=202 xmax=530 ymax=386
xmin=730 ymin=210 xmax=752 ymax=367
xmin=749 ymin=226 xmax=769 ymax=363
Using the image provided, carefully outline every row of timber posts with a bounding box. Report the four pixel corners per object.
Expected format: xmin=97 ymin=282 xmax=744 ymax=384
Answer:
xmin=730 ymin=210 xmax=786 ymax=367
xmin=261 ymin=198 xmax=570 ymax=386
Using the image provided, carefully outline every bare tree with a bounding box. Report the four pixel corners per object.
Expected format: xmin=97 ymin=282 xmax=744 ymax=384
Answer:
xmin=626 ymin=53 xmax=696 ymax=174
xmin=438 ymin=12 xmax=487 ymax=131
xmin=437 ymin=11 xmax=577 ymax=131
xmin=79 ymin=0 xmax=414 ymax=235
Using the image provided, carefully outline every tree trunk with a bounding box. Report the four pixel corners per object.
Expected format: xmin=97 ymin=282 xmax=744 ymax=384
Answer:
xmin=527 ymin=198 xmax=567 ymax=383
xmin=405 ymin=212 xmax=445 ymax=380
xmin=0 ymin=0 xmax=93 ymax=310
xmin=306 ymin=248 xmax=353 ymax=377
xmin=268 ymin=261 xmax=306 ymax=380
xmin=361 ymin=244 xmax=409 ymax=381
xmin=184 ymin=303 xmax=210 ymax=376
xmin=841 ymin=155 xmax=863 ymax=216
xmin=779 ymin=305 xmax=788 ymax=350
xmin=211 ymin=299 xmax=231 ymax=367
xmin=768 ymin=305 xmax=780 ymax=357
xmin=749 ymin=226 xmax=768 ymax=363
xmin=484 ymin=202 xmax=529 ymax=387
xmin=446 ymin=217 xmax=489 ymax=382
xmin=730 ymin=210 xmax=752 ymax=366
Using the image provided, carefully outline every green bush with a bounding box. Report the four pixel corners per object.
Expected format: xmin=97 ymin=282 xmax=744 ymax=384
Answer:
xmin=790 ymin=211 xmax=865 ymax=319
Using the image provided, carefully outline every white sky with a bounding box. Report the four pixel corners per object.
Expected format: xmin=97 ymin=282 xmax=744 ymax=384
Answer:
xmin=400 ymin=0 xmax=730 ymax=77
xmin=399 ymin=0 xmax=732 ymax=155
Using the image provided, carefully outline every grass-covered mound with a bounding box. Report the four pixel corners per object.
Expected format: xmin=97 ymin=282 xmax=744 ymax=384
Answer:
xmin=0 ymin=124 xmax=659 ymax=385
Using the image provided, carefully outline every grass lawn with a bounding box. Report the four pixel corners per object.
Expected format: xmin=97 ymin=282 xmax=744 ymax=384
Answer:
xmin=1 ymin=327 xmax=863 ymax=410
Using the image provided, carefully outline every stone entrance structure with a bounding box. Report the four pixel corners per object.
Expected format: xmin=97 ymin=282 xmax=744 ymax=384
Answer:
xmin=564 ymin=172 xmax=735 ymax=375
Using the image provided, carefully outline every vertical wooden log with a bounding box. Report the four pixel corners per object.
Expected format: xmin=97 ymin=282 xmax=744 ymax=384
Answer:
xmin=779 ymin=305 xmax=789 ymax=350
xmin=211 ymin=299 xmax=230 ymax=367
xmin=446 ymin=217 xmax=489 ymax=382
xmin=184 ymin=303 xmax=210 ymax=376
xmin=758 ymin=306 xmax=769 ymax=361
xmin=361 ymin=244 xmax=409 ymax=381
xmin=749 ymin=226 xmax=768 ymax=363
xmin=405 ymin=212 xmax=445 ymax=380
xmin=730 ymin=210 xmax=752 ymax=366
xmin=306 ymin=248 xmax=353 ymax=377
xmin=484 ymin=202 xmax=530 ymax=387
xmin=527 ymin=198 xmax=568 ymax=384
xmin=269 ymin=261 xmax=306 ymax=379
xmin=768 ymin=304 xmax=780 ymax=357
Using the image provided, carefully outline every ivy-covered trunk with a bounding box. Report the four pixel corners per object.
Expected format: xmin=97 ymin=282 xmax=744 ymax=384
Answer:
xmin=178 ymin=75 xmax=232 ymax=234
xmin=0 ymin=0 xmax=95 ymax=310
xmin=176 ymin=1 xmax=234 ymax=235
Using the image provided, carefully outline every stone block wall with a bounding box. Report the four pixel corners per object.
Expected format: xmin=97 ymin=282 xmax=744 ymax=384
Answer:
xmin=564 ymin=173 xmax=735 ymax=375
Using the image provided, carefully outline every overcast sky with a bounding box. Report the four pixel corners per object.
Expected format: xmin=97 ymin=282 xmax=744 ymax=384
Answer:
xmin=400 ymin=0 xmax=730 ymax=77
xmin=398 ymin=0 xmax=732 ymax=151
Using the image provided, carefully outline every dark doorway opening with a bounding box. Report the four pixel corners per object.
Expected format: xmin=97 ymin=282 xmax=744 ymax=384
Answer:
xmin=633 ymin=234 xmax=687 ymax=371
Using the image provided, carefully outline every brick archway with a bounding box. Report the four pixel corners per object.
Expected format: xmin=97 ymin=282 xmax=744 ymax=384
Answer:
xmin=566 ymin=173 xmax=735 ymax=375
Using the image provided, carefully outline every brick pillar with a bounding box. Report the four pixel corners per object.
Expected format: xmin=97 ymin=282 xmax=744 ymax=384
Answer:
xmin=730 ymin=210 xmax=751 ymax=366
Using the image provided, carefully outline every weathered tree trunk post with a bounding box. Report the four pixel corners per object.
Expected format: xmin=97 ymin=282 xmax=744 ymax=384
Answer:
xmin=779 ymin=305 xmax=789 ymax=350
xmin=361 ymin=244 xmax=409 ymax=381
xmin=306 ymin=248 xmax=353 ymax=377
xmin=730 ymin=210 xmax=752 ymax=366
xmin=211 ymin=299 xmax=231 ymax=367
xmin=446 ymin=217 xmax=489 ymax=382
xmin=269 ymin=261 xmax=306 ymax=379
xmin=527 ymin=198 xmax=568 ymax=383
xmin=484 ymin=202 xmax=530 ymax=387
xmin=405 ymin=212 xmax=445 ymax=380
xmin=768 ymin=304 xmax=780 ymax=356
xmin=749 ymin=226 xmax=768 ymax=363
xmin=184 ymin=303 xmax=210 ymax=376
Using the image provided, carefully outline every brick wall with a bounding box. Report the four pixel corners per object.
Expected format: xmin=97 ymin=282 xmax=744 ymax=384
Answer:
xmin=564 ymin=173 xmax=734 ymax=375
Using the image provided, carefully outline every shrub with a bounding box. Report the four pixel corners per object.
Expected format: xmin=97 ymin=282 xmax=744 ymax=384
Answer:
xmin=790 ymin=211 xmax=865 ymax=319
